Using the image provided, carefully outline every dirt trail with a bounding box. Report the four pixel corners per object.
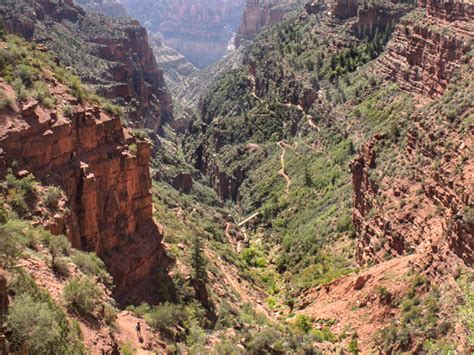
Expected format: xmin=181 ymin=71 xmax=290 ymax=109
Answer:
xmin=277 ymin=141 xmax=291 ymax=194
xmin=116 ymin=311 xmax=162 ymax=354
xmin=247 ymin=75 xmax=262 ymax=102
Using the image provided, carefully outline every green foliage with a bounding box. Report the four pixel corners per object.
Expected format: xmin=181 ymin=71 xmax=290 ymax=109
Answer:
xmin=310 ymin=327 xmax=337 ymax=343
xmin=145 ymin=302 xmax=187 ymax=336
xmin=241 ymin=245 xmax=267 ymax=268
xmin=5 ymin=170 xmax=38 ymax=217
xmin=102 ymin=101 xmax=124 ymax=117
xmin=44 ymin=186 xmax=62 ymax=210
xmin=0 ymin=219 xmax=42 ymax=268
xmin=71 ymin=252 xmax=113 ymax=286
xmin=63 ymin=276 xmax=103 ymax=315
xmin=7 ymin=295 xmax=67 ymax=354
xmin=8 ymin=270 xmax=85 ymax=353
xmin=293 ymin=314 xmax=313 ymax=334
xmin=0 ymin=202 xmax=8 ymax=224
xmin=191 ymin=235 xmax=208 ymax=283
xmin=43 ymin=233 xmax=71 ymax=268
xmin=63 ymin=104 xmax=74 ymax=118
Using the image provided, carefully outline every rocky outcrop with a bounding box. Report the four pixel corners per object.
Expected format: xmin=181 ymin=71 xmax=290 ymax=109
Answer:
xmin=351 ymin=104 xmax=473 ymax=267
xmin=377 ymin=0 xmax=473 ymax=97
xmin=332 ymin=0 xmax=358 ymax=19
xmin=235 ymin=0 xmax=299 ymax=47
xmin=120 ymin=0 xmax=246 ymax=68
xmin=0 ymin=0 xmax=172 ymax=131
xmin=0 ymin=81 xmax=168 ymax=301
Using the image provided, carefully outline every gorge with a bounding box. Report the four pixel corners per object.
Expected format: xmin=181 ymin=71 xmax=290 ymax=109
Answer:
xmin=0 ymin=0 xmax=472 ymax=353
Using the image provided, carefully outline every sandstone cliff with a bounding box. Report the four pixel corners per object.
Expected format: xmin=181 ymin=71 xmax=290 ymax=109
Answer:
xmin=120 ymin=0 xmax=246 ymax=68
xmin=235 ymin=0 xmax=301 ymax=47
xmin=0 ymin=74 xmax=167 ymax=302
xmin=0 ymin=0 xmax=172 ymax=131
xmin=377 ymin=0 xmax=473 ymax=97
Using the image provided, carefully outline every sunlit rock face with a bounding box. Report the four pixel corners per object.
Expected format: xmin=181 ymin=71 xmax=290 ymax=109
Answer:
xmin=120 ymin=0 xmax=246 ymax=68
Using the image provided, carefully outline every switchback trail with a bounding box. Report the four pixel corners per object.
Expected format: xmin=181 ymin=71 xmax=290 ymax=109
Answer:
xmin=277 ymin=141 xmax=291 ymax=195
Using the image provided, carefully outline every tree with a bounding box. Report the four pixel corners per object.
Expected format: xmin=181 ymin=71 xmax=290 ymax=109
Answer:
xmin=191 ymin=236 xmax=208 ymax=284
xmin=46 ymin=234 xmax=71 ymax=268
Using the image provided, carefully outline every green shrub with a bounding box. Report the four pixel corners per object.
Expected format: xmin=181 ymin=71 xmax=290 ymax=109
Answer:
xmin=294 ymin=314 xmax=313 ymax=334
xmin=0 ymin=202 xmax=9 ymax=224
xmin=71 ymin=252 xmax=112 ymax=286
xmin=33 ymin=81 xmax=56 ymax=108
xmin=7 ymin=294 xmax=64 ymax=353
xmin=7 ymin=270 xmax=85 ymax=354
xmin=102 ymin=101 xmax=123 ymax=117
xmin=145 ymin=302 xmax=186 ymax=335
xmin=104 ymin=303 xmax=118 ymax=328
xmin=0 ymin=219 xmax=42 ymax=267
xmin=43 ymin=233 xmax=71 ymax=267
xmin=310 ymin=327 xmax=336 ymax=343
xmin=126 ymin=302 xmax=151 ymax=318
xmin=63 ymin=276 xmax=103 ymax=315
xmin=44 ymin=186 xmax=62 ymax=210
xmin=63 ymin=104 xmax=74 ymax=119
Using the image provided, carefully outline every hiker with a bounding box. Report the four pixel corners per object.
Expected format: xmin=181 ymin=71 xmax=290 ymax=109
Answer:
xmin=136 ymin=321 xmax=141 ymax=339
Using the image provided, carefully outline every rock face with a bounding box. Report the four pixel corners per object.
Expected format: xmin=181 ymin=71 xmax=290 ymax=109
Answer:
xmin=0 ymin=84 xmax=168 ymax=301
xmin=332 ymin=0 xmax=358 ymax=19
xmin=235 ymin=0 xmax=299 ymax=47
xmin=0 ymin=0 xmax=172 ymax=130
xmin=377 ymin=0 xmax=473 ymax=97
xmin=120 ymin=0 xmax=246 ymax=68
xmin=149 ymin=33 xmax=198 ymax=91
xmin=351 ymin=95 xmax=473 ymax=267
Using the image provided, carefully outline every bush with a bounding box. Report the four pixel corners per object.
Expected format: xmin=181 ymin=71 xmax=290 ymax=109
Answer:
xmin=103 ymin=303 xmax=118 ymax=328
xmin=0 ymin=203 xmax=8 ymax=224
xmin=294 ymin=314 xmax=313 ymax=334
xmin=145 ymin=302 xmax=186 ymax=335
xmin=43 ymin=234 xmax=71 ymax=268
xmin=102 ymin=101 xmax=123 ymax=117
xmin=44 ymin=186 xmax=62 ymax=210
xmin=7 ymin=295 xmax=63 ymax=353
xmin=71 ymin=252 xmax=112 ymax=286
xmin=5 ymin=171 xmax=38 ymax=216
xmin=63 ymin=276 xmax=103 ymax=315
xmin=0 ymin=219 xmax=38 ymax=268
xmin=63 ymin=104 xmax=74 ymax=118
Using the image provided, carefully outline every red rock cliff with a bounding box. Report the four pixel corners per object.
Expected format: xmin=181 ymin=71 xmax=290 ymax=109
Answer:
xmin=377 ymin=0 xmax=473 ymax=97
xmin=236 ymin=0 xmax=296 ymax=47
xmin=0 ymin=0 xmax=172 ymax=130
xmin=0 ymin=79 xmax=168 ymax=301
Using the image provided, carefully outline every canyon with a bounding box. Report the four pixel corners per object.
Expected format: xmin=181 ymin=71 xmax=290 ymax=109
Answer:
xmin=0 ymin=0 xmax=472 ymax=353
xmin=119 ymin=0 xmax=246 ymax=68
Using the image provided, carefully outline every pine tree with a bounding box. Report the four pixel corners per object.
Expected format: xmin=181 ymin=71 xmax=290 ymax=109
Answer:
xmin=191 ymin=236 xmax=208 ymax=284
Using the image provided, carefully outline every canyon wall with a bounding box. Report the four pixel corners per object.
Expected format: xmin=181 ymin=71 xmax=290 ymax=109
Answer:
xmin=0 ymin=80 xmax=167 ymax=301
xmin=0 ymin=0 xmax=172 ymax=130
xmin=352 ymin=0 xmax=474 ymax=267
xmin=377 ymin=0 xmax=473 ymax=97
xmin=235 ymin=0 xmax=301 ymax=47
xmin=120 ymin=0 xmax=246 ymax=68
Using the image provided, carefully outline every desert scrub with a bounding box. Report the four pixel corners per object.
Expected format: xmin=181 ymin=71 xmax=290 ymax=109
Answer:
xmin=102 ymin=101 xmax=124 ymax=117
xmin=44 ymin=186 xmax=62 ymax=210
xmin=71 ymin=252 xmax=113 ymax=286
xmin=7 ymin=270 xmax=85 ymax=353
xmin=63 ymin=276 xmax=103 ymax=315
